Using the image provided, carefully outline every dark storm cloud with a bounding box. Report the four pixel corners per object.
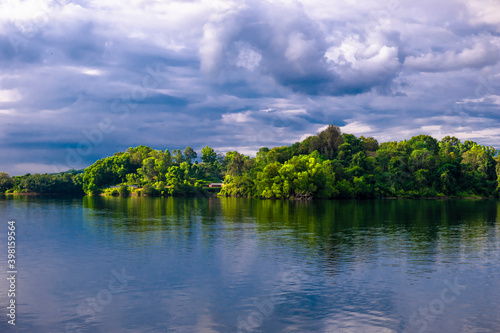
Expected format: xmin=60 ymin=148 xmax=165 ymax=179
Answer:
xmin=0 ymin=0 xmax=499 ymax=174
xmin=198 ymin=1 xmax=402 ymax=96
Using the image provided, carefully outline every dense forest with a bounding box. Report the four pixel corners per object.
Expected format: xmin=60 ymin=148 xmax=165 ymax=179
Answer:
xmin=1 ymin=125 xmax=499 ymax=199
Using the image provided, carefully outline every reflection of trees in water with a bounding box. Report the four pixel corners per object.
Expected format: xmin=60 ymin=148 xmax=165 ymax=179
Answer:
xmin=78 ymin=196 xmax=500 ymax=332
xmin=81 ymin=196 xmax=500 ymax=268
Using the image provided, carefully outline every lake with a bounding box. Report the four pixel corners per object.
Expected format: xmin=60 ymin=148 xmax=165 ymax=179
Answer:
xmin=1 ymin=196 xmax=499 ymax=332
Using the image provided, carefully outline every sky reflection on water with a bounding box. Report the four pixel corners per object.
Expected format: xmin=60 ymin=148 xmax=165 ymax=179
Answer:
xmin=0 ymin=196 xmax=499 ymax=332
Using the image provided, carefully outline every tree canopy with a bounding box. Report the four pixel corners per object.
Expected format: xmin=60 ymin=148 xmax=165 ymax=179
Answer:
xmin=1 ymin=125 xmax=499 ymax=199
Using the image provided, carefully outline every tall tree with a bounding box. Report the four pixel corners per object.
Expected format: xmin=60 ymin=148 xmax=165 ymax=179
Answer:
xmin=319 ymin=124 xmax=344 ymax=159
xmin=227 ymin=152 xmax=245 ymax=176
xmin=172 ymin=149 xmax=184 ymax=164
xmin=138 ymin=157 xmax=157 ymax=182
xmin=359 ymin=136 xmax=379 ymax=152
xmin=0 ymin=172 xmax=14 ymax=192
xmin=201 ymin=146 xmax=217 ymax=165
xmin=183 ymin=147 xmax=197 ymax=164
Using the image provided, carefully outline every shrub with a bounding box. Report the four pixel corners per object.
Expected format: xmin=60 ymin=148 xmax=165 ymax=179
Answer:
xmin=141 ymin=183 xmax=157 ymax=196
xmin=118 ymin=185 xmax=129 ymax=197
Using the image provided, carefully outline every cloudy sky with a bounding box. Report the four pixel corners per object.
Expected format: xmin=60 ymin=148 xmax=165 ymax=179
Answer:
xmin=0 ymin=0 xmax=499 ymax=175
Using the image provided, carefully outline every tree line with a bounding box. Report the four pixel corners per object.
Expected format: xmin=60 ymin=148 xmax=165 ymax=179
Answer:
xmin=1 ymin=125 xmax=499 ymax=199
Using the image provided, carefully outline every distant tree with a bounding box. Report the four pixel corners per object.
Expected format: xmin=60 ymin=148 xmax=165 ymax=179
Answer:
xmin=172 ymin=149 xmax=184 ymax=164
xmin=183 ymin=147 xmax=197 ymax=164
xmin=409 ymin=149 xmax=434 ymax=172
xmin=138 ymin=157 xmax=157 ymax=182
xmin=141 ymin=183 xmax=157 ymax=196
xmin=82 ymin=153 xmax=132 ymax=194
xmin=118 ymin=184 xmax=129 ymax=196
xmin=217 ymin=153 xmax=225 ymax=166
xmin=256 ymin=147 xmax=270 ymax=165
xmin=342 ymin=134 xmax=364 ymax=155
xmin=267 ymin=146 xmax=294 ymax=164
xmin=300 ymin=135 xmax=322 ymax=155
xmin=223 ymin=151 xmax=238 ymax=168
xmin=408 ymin=135 xmax=439 ymax=153
xmin=163 ymin=149 xmax=173 ymax=166
xmin=219 ymin=175 xmax=254 ymax=197
xmin=439 ymin=136 xmax=461 ymax=164
xmin=126 ymin=145 xmax=154 ymax=169
xmin=359 ymin=136 xmax=379 ymax=152
xmin=440 ymin=136 xmax=460 ymax=148
xmin=461 ymin=145 xmax=496 ymax=178
xmin=11 ymin=125 xmax=498 ymax=199
xmin=254 ymin=153 xmax=336 ymax=199
xmin=126 ymin=173 xmax=141 ymax=185
xmin=496 ymin=156 xmax=500 ymax=194
xmin=318 ymin=124 xmax=344 ymax=159
xmin=0 ymin=172 xmax=14 ymax=192
xmin=12 ymin=172 xmax=82 ymax=195
xmin=227 ymin=152 xmax=246 ymax=176
xmin=201 ymin=146 xmax=217 ymax=165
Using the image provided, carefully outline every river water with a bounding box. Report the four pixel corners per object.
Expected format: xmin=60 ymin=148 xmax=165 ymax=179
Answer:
xmin=0 ymin=196 xmax=499 ymax=332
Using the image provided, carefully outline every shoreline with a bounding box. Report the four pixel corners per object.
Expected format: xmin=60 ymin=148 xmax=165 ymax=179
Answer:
xmin=1 ymin=192 xmax=84 ymax=196
xmin=1 ymin=192 xmax=491 ymax=200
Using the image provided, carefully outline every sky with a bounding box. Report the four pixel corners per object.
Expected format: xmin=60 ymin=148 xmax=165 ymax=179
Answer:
xmin=0 ymin=0 xmax=499 ymax=175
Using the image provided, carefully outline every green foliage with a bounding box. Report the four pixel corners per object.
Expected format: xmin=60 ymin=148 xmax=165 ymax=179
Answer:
xmin=226 ymin=152 xmax=253 ymax=177
xmin=461 ymin=144 xmax=496 ymax=179
xmin=141 ymin=183 xmax=157 ymax=196
xmin=5 ymin=125 xmax=500 ymax=199
xmin=82 ymin=153 xmax=133 ymax=194
xmin=299 ymin=124 xmax=343 ymax=159
xmin=360 ymin=136 xmax=379 ymax=152
xmin=126 ymin=173 xmax=141 ymax=185
xmin=172 ymin=149 xmax=184 ymax=164
xmin=253 ymin=153 xmax=336 ymax=199
xmin=164 ymin=162 xmax=203 ymax=196
xmin=118 ymin=184 xmax=129 ymax=197
xmin=138 ymin=157 xmax=157 ymax=182
xmin=0 ymin=172 xmax=14 ymax=192
xmin=126 ymin=145 xmax=154 ymax=169
xmin=8 ymin=172 xmax=83 ymax=195
xmin=219 ymin=175 xmax=253 ymax=197
xmin=201 ymin=146 xmax=217 ymax=165
xmin=183 ymin=146 xmax=197 ymax=164
xmin=408 ymin=135 xmax=439 ymax=153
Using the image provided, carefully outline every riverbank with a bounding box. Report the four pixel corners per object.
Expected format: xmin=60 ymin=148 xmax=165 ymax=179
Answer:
xmin=1 ymin=192 xmax=84 ymax=196
xmin=2 ymin=192 xmax=492 ymax=200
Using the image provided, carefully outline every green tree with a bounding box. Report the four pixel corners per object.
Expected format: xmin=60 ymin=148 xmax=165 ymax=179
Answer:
xmin=163 ymin=149 xmax=173 ymax=166
xmin=408 ymin=135 xmax=439 ymax=153
xmin=0 ymin=172 xmax=14 ymax=192
xmin=118 ymin=184 xmax=129 ymax=196
xmin=126 ymin=173 xmax=141 ymax=185
xmin=219 ymin=175 xmax=254 ymax=197
xmin=461 ymin=145 xmax=495 ymax=178
xmin=409 ymin=149 xmax=434 ymax=172
xmin=138 ymin=157 xmax=157 ymax=182
xmin=255 ymin=147 xmax=270 ymax=165
xmin=183 ymin=147 xmax=197 ymax=164
xmin=154 ymin=159 xmax=168 ymax=182
xmin=318 ymin=124 xmax=344 ymax=159
xmin=253 ymin=153 xmax=336 ymax=199
xmin=141 ymin=183 xmax=158 ymax=196
xmin=360 ymin=136 xmax=379 ymax=153
xmin=126 ymin=145 xmax=154 ymax=169
xmin=226 ymin=152 xmax=246 ymax=176
xmin=201 ymin=146 xmax=217 ymax=165
xmin=172 ymin=149 xmax=184 ymax=164
xmin=82 ymin=154 xmax=132 ymax=194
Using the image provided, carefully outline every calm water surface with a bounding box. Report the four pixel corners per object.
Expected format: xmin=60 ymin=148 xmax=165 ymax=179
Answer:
xmin=0 ymin=196 xmax=499 ymax=332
